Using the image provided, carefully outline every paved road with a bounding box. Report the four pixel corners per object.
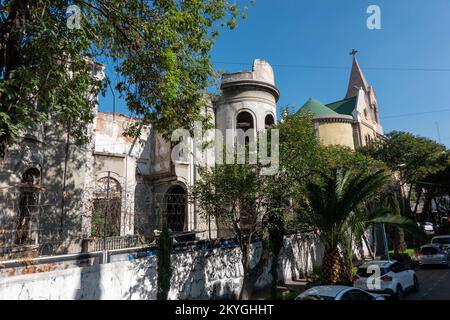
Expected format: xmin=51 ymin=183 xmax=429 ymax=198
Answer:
xmin=406 ymin=267 xmax=450 ymax=300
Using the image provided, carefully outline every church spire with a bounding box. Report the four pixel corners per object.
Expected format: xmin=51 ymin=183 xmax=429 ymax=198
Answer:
xmin=345 ymin=49 xmax=369 ymax=99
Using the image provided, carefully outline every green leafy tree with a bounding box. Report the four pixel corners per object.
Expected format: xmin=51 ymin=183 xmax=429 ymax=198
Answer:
xmin=265 ymin=111 xmax=322 ymax=298
xmin=277 ymin=109 xmax=322 ymax=182
xmin=361 ymin=131 xmax=449 ymax=216
xmin=262 ymin=111 xmax=324 ymax=298
xmin=420 ymin=163 xmax=450 ymax=222
xmin=192 ymin=161 xmax=272 ymax=300
xmin=0 ymin=0 xmax=245 ymax=147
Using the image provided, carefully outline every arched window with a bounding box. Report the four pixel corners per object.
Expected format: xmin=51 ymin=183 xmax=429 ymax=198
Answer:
xmin=91 ymin=176 xmax=122 ymax=237
xmin=165 ymin=185 xmax=186 ymax=232
xmin=236 ymin=111 xmax=254 ymax=130
xmin=265 ymin=114 xmax=275 ymax=128
xmin=236 ymin=111 xmax=255 ymax=147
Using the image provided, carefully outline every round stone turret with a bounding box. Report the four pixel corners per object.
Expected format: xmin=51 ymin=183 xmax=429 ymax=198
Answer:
xmin=216 ymin=59 xmax=279 ymax=133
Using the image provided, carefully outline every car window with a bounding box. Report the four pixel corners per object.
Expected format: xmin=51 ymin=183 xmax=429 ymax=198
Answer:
xmin=390 ymin=263 xmax=405 ymax=273
xmin=346 ymin=290 xmax=374 ymax=301
xmin=432 ymin=237 xmax=450 ymax=245
xmin=340 ymin=292 xmax=351 ymax=301
xmin=420 ymin=247 xmax=438 ymax=255
xmin=357 ymin=266 xmax=388 ymax=277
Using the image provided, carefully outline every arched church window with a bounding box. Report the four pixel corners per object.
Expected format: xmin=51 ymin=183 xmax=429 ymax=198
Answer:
xmin=265 ymin=114 xmax=275 ymax=128
xmin=91 ymin=176 xmax=122 ymax=238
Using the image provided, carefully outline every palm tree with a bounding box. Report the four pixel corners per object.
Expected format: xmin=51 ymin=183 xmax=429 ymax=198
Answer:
xmin=342 ymin=206 xmax=425 ymax=283
xmin=301 ymin=167 xmax=423 ymax=285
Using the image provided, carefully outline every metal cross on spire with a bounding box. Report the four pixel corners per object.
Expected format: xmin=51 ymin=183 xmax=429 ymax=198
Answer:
xmin=350 ymin=49 xmax=358 ymax=57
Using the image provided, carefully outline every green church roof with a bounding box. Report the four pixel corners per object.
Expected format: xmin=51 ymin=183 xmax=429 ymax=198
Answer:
xmin=298 ymin=98 xmax=338 ymax=116
xmin=325 ymin=96 xmax=357 ymax=116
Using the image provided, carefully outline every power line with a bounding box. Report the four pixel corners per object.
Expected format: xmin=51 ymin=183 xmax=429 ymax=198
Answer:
xmin=381 ymin=108 xmax=450 ymax=120
xmin=213 ymin=61 xmax=450 ymax=73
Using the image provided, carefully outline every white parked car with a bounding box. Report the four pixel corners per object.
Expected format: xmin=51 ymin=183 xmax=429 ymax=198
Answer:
xmin=295 ymin=285 xmax=385 ymax=300
xmin=353 ymin=260 xmax=419 ymax=299
xmin=418 ymin=244 xmax=450 ymax=267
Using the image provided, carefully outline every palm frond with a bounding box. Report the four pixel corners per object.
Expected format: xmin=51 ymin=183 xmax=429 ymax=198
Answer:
xmin=367 ymin=214 xmax=427 ymax=241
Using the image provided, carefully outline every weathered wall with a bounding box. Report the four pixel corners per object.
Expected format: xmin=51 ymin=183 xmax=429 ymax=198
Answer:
xmin=0 ymin=233 xmax=324 ymax=300
xmin=317 ymin=121 xmax=355 ymax=150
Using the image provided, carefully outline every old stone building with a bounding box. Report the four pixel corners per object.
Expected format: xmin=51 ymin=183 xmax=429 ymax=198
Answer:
xmin=0 ymin=54 xmax=383 ymax=257
xmin=0 ymin=59 xmax=280 ymax=256
xmin=298 ymin=52 xmax=384 ymax=149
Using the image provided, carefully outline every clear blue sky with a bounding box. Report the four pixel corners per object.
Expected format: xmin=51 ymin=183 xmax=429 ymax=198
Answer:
xmin=99 ymin=0 xmax=450 ymax=147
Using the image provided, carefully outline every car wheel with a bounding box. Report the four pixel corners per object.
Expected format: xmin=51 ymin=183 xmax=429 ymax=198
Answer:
xmin=413 ymin=275 xmax=419 ymax=292
xmin=395 ymin=285 xmax=404 ymax=300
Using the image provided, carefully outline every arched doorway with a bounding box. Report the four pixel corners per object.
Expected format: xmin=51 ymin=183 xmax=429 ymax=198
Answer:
xmin=165 ymin=185 xmax=187 ymax=232
xmin=91 ymin=176 xmax=122 ymax=237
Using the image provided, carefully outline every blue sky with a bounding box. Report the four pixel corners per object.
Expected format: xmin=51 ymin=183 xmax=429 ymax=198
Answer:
xmin=99 ymin=0 xmax=450 ymax=147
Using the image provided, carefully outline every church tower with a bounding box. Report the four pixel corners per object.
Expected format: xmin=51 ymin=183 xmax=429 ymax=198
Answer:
xmin=297 ymin=50 xmax=384 ymax=150
xmin=345 ymin=49 xmax=384 ymax=146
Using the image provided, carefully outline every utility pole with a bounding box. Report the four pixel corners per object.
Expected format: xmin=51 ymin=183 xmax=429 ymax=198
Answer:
xmin=435 ymin=122 xmax=442 ymax=143
xmin=382 ymin=224 xmax=390 ymax=262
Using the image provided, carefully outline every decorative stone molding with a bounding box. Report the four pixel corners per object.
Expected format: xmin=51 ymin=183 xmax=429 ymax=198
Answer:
xmin=312 ymin=114 xmax=354 ymax=124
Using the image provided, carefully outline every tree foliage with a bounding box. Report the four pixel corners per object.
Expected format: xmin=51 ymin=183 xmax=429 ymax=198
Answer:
xmin=192 ymin=161 xmax=272 ymax=300
xmin=361 ymin=131 xmax=449 ymax=183
xmin=297 ymin=166 xmax=420 ymax=285
xmin=191 ymin=111 xmax=330 ymax=298
xmin=0 ymin=0 xmax=245 ymax=145
xmin=361 ymin=131 xmax=449 ymax=219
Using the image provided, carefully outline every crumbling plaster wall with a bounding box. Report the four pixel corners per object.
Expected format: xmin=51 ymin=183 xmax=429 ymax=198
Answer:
xmin=0 ymin=233 xmax=324 ymax=300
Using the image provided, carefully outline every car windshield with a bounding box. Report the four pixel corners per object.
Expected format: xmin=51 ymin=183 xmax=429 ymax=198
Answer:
xmin=299 ymin=295 xmax=334 ymax=301
xmin=420 ymin=247 xmax=438 ymax=255
xmin=432 ymin=237 xmax=450 ymax=245
xmin=357 ymin=266 xmax=388 ymax=277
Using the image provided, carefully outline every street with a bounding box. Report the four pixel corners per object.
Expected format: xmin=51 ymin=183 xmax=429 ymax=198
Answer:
xmin=406 ymin=267 xmax=450 ymax=300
